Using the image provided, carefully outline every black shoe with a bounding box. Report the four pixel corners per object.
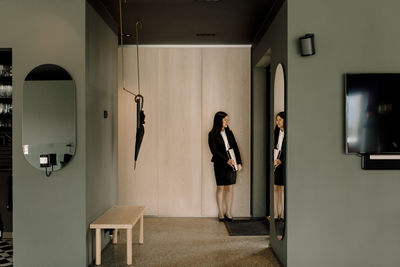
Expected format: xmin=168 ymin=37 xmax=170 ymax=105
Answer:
xmin=218 ymin=216 xmax=225 ymax=222
xmin=274 ymin=218 xmax=279 ymax=222
xmin=224 ymin=214 xmax=234 ymax=222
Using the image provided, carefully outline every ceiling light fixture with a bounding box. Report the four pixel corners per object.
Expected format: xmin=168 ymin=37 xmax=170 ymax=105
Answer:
xmin=196 ymin=33 xmax=216 ymax=37
xmin=195 ymin=0 xmax=222 ymax=2
xmin=123 ymin=33 xmax=132 ymax=37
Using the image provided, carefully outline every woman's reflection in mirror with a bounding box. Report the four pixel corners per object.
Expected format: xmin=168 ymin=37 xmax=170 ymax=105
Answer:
xmin=274 ymin=111 xmax=285 ymax=222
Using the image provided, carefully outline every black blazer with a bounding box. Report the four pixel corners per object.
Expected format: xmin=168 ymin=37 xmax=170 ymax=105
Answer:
xmin=274 ymin=127 xmax=285 ymax=178
xmin=208 ymin=128 xmax=242 ymax=166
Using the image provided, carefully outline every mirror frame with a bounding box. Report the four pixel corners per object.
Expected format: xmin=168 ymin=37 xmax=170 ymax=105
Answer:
xmin=22 ymin=64 xmax=76 ymax=175
xmin=273 ymin=63 xmax=286 ymax=241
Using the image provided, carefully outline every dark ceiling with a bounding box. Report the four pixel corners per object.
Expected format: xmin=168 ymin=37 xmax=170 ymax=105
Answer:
xmin=89 ymin=0 xmax=284 ymax=45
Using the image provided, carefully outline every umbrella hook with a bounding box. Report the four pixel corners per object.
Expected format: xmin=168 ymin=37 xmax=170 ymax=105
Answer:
xmin=135 ymin=94 xmax=144 ymax=110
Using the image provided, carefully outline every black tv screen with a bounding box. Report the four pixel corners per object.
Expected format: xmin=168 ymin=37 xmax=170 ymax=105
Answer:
xmin=346 ymin=73 xmax=400 ymax=154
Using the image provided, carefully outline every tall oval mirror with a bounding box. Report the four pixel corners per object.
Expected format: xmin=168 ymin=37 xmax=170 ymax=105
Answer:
xmin=22 ymin=64 xmax=76 ymax=173
xmin=273 ymin=63 xmax=285 ymax=240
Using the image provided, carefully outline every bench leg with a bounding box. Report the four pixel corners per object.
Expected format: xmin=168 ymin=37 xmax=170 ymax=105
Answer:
xmin=113 ymin=229 xmax=118 ymax=244
xmin=139 ymin=215 xmax=144 ymax=244
xmin=127 ymin=228 xmax=132 ymax=265
xmin=95 ymin=229 xmax=101 ymax=265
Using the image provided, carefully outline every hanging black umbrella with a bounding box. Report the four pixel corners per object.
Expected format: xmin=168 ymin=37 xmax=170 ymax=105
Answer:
xmin=134 ymin=95 xmax=145 ymax=169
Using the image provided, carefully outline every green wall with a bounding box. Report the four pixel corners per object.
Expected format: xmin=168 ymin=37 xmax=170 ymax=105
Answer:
xmin=0 ymin=1 xmax=118 ymax=266
xmin=0 ymin=0 xmax=87 ymax=266
xmin=252 ymin=67 xmax=267 ymax=218
xmin=85 ymin=3 xmax=118 ymax=265
xmin=252 ymin=2 xmax=288 ymax=265
xmin=287 ymin=0 xmax=400 ymax=266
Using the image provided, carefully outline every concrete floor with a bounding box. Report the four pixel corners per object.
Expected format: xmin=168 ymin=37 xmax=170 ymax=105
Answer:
xmin=97 ymin=217 xmax=281 ymax=267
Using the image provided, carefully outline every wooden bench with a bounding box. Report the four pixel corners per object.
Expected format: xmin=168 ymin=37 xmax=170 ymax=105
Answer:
xmin=89 ymin=205 xmax=146 ymax=265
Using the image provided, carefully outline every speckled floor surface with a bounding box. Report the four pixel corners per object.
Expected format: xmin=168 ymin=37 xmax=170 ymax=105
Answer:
xmin=97 ymin=217 xmax=281 ymax=267
xmin=0 ymin=239 xmax=12 ymax=267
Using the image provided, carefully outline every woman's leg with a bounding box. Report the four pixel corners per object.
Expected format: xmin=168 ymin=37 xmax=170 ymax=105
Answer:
xmin=279 ymin=185 xmax=285 ymax=219
xmin=274 ymin=185 xmax=279 ymax=219
xmin=216 ymin=186 xmax=224 ymax=218
xmin=224 ymin=185 xmax=233 ymax=218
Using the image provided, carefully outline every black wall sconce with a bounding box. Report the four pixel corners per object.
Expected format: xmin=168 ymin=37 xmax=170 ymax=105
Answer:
xmin=299 ymin=33 xmax=315 ymax=56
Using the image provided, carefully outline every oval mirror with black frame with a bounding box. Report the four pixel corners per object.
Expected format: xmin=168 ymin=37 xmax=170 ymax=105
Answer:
xmin=273 ymin=63 xmax=285 ymax=240
xmin=22 ymin=64 xmax=76 ymax=175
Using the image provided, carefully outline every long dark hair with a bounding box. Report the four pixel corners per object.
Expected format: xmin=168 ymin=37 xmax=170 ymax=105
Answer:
xmin=276 ymin=111 xmax=285 ymax=121
xmin=274 ymin=111 xmax=285 ymax=133
xmin=210 ymin=111 xmax=228 ymax=135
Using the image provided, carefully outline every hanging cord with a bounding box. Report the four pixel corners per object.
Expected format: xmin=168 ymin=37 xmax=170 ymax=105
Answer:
xmin=135 ymin=20 xmax=144 ymax=110
xmin=119 ymin=0 xmax=143 ymax=106
xmin=136 ymin=21 xmax=142 ymax=96
xmin=119 ymin=0 xmax=127 ymax=92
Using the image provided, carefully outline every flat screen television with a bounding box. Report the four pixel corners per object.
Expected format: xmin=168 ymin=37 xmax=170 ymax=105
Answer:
xmin=345 ymin=73 xmax=400 ymax=154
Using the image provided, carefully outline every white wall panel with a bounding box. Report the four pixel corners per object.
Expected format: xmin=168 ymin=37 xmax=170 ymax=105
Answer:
xmin=118 ymin=47 xmax=159 ymax=215
xmin=157 ymin=48 xmax=202 ymax=216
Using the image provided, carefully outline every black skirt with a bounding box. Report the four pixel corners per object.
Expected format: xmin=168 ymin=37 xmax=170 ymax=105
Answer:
xmin=214 ymin=163 xmax=236 ymax=186
xmin=274 ymin=165 xmax=284 ymax=186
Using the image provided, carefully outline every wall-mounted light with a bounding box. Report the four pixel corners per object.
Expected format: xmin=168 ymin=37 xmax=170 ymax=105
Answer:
xmin=299 ymin=33 xmax=315 ymax=56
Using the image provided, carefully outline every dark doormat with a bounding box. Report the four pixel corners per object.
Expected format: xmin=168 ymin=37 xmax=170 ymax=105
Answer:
xmin=224 ymin=218 xmax=269 ymax=236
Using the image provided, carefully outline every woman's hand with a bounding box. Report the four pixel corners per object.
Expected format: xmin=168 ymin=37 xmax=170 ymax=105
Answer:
xmin=237 ymin=164 xmax=242 ymax=172
xmin=228 ymin=159 xmax=235 ymax=166
xmin=274 ymin=159 xmax=281 ymax=167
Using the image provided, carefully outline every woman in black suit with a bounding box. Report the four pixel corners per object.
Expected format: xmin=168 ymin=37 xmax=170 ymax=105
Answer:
xmin=274 ymin=112 xmax=285 ymax=222
xmin=208 ymin=111 xmax=242 ymax=222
